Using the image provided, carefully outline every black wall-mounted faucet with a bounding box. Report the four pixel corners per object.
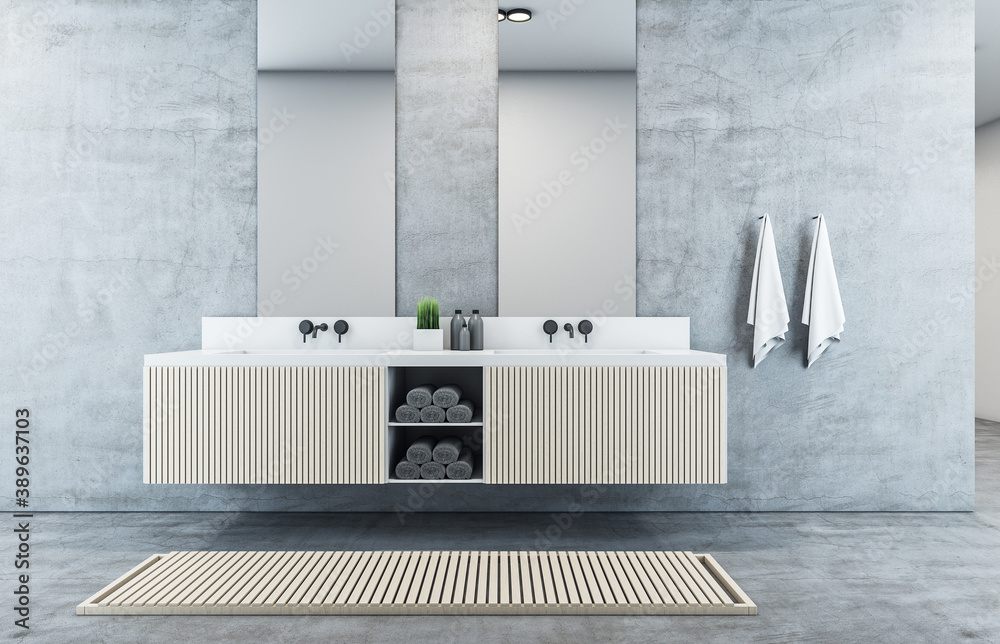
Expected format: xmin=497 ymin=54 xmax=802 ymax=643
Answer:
xmin=563 ymin=322 xmax=575 ymax=339
xmin=333 ymin=319 xmax=349 ymax=343
xmin=578 ymin=319 xmax=593 ymax=343
xmin=298 ymin=319 xmax=328 ymax=343
xmin=543 ymin=319 xmax=558 ymax=343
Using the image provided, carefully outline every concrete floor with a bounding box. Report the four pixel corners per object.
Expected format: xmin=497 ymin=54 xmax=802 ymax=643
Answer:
xmin=6 ymin=420 xmax=999 ymax=643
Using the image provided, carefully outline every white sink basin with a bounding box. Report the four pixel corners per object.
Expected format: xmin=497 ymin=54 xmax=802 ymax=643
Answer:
xmin=149 ymin=347 xmax=724 ymax=368
xmin=207 ymin=349 xmax=383 ymax=355
xmin=491 ymin=349 xmax=657 ymax=355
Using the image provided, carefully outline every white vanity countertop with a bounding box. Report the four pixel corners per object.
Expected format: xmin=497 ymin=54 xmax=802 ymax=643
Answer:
xmin=144 ymin=349 xmax=726 ymax=368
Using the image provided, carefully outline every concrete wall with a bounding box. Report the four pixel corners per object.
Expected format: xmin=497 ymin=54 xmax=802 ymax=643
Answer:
xmin=977 ymin=121 xmax=1000 ymax=421
xmin=0 ymin=0 xmax=257 ymax=510
xmin=635 ymin=0 xmax=974 ymax=511
xmin=395 ymin=0 xmax=498 ymax=317
xmin=0 ymin=0 xmax=974 ymax=512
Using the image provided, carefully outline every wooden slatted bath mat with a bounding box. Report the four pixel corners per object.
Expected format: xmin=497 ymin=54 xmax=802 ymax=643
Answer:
xmin=78 ymin=550 xmax=756 ymax=616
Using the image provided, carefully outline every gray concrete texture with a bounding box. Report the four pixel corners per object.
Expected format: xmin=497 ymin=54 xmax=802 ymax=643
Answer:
xmin=0 ymin=1 xmax=975 ymax=512
xmin=395 ymin=0 xmax=499 ymax=317
xmin=6 ymin=420 xmax=999 ymax=643
xmin=635 ymin=0 xmax=975 ymax=511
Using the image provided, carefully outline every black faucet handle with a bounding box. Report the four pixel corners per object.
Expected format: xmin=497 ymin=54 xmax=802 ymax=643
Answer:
xmin=333 ymin=320 xmax=349 ymax=343
xmin=543 ymin=319 xmax=558 ymax=343
xmin=563 ymin=322 xmax=575 ymax=339
xmin=578 ymin=319 xmax=593 ymax=343
xmin=299 ymin=319 xmax=314 ymax=343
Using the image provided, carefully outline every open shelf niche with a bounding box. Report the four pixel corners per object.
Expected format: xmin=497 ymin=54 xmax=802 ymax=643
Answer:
xmin=385 ymin=366 xmax=485 ymax=483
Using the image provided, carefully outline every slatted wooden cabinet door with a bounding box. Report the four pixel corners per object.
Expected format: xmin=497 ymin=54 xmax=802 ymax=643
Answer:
xmin=484 ymin=366 xmax=726 ymax=484
xmin=144 ymin=366 xmax=386 ymax=484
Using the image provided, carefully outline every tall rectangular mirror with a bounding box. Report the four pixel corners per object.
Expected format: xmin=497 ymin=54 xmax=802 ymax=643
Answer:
xmin=498 ymin=1 xmax=636 ymax=317
xmin=257 ymin=0 xmax=396 ymax=317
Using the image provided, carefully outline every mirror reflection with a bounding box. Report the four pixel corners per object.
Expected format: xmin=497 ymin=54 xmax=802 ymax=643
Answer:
xmin=257 ymin=0 xmax=396 ymax=317
xmin=498 ymin=0 xmax=637 ymax=318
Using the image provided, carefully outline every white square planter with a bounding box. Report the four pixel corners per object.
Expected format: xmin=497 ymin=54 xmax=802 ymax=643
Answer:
xmin=412 ymin=329 xmax=444 ymax=351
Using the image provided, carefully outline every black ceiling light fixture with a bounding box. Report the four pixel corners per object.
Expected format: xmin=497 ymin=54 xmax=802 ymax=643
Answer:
xmin=498 ymin=9 xmax=507 ymax=21
xmin=506 ymin=8 xmax=532 ymax=22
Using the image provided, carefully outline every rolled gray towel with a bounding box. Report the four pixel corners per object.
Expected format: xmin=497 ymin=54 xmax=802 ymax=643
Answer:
xmin=420 ymin=461 xmax=445 ymax=480
xmin=432 ymin=384 xmax=463 ymax=409
xmin=446 ymin=448 xmax=474 ymax=480
xmin=394 ymin=404 xmax=421 ymax=424
xmin=432 ymin=436 xmax=464 ymax=464
xmin=405 ymin=436 xmax=436 ymax=465
xmin=445 ymin=399 xmax=475 ymax=424
xmin=406 ymin=384 xmax=435 ymax=409
xmin=394 ymin=460 xmax=420 ymax=480
xmin=420 ymin=405 xmax=446 ymax=423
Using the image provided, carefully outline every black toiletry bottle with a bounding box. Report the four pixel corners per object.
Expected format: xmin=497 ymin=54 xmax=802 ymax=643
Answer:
xmin=469 ymin=310 xmax=484 ymax=350
xmin=450 ymin=310 xmax=465 ymax=350
xmin=459 ymin=321 xmax=471 ymax=351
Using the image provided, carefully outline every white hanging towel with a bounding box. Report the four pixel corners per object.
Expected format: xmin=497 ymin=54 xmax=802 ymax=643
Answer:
xmin=747 ymin=214 xmax=789 ymax=367
xmin=802 ymin=214 xmax=845 ymax=367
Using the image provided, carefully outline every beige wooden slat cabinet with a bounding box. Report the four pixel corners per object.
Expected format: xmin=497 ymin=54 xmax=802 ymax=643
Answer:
xmin=144 ymin=363 xmax=726 ymax=486
xmin=143 ymin=366 xmax=386 ymax=484
xmin=483 ymin=366 xmax=726 ymax=485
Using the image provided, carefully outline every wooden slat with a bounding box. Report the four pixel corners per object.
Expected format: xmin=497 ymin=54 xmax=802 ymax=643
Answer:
xmin=483 ymin=366 xmax=726 ymax=486
xmin=143 ymin=366 xmax=385 ymax=485
xmin=130 ymin=550 xmax=212 ymax=607
xmin=518 ymin=551 xmax=532 ymax=605
xmin=243 ymin=551 xmax=304 ymax=606
xmin=188 ymin=550 xmax=265 ymax=607
xmin=583 ymin=552 xmax=612 ymax=605
xmin=146 ymin=364 xmax=726 ymax=487
xmin=662 ymin=551 xmax=709 ymax=606
xmin=404 ymin=552 xmax=431 ymax=605
xmin=677 ymin=550 xmax=725 ymax=606
xmin=79 ymin=554 xmax=162 ymax=613
xmin=273 ymin=552 xmax=325 ymax=606
xmin=382 ymin=551 xmax=415 ymax=606
xmin=464 ymin=552 xmax=480 ymax=606
xmin=161 ymin=551 xmax=232 ymax=606
xmin=620 ymin=551 xmax=657 ymax=604
xmin=212 ymin=551 xmax=281 ymax=606
xmin=548 ymin=553 xmax=568 ymax=605
xmin=475 ymin=551 xmax=490 ymax=605
xmin=108 ymin=551 xmax=199 ymax=607
xmin=345 ymin=552 xmax=383 ymax=606
xmin=683 ymin=551 xmax=734 ymax=607
xmin=416 ymin=552 xmax=442 ymax=606
xmin=451 ymin=551 xmax=469 ymax=605
xmin=96 ymin=550 xmax=176 ymax=608
xmin=595 ymin=551 xmax=628 ymax=605
xmin=608 ymin=550 xmax=641 ymax=605
xmin=81 ymin=551 xmax=753 ymax=616
xmin=647 ymin=551 xmax=696 ymax=605
xmin=635 ymin=551 xmax=681 ymax=604
xmin=701 ymin=554 xmax=756 ymax=614
xmin=365 ymin=551 xmax=401 ymax=605
xmin=538 ymin=551 xmax=556 ymax=606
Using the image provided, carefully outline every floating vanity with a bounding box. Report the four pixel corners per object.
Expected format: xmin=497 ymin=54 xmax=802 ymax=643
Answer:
xmin=143 ymin=317 xmax=727 ymax=487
